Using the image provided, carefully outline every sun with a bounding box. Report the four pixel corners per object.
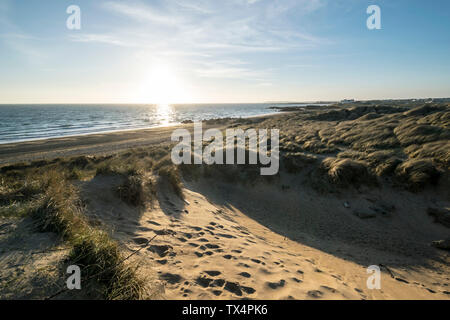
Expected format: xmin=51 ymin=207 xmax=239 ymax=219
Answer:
xmin=138 ymin=64 xmax=189 ymax=104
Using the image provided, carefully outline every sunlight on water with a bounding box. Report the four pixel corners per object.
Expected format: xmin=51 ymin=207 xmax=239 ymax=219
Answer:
xmin=155 ymin=104 xmax=174 ymax=125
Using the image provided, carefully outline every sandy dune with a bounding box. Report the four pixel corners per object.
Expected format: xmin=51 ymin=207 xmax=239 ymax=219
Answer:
xmin=0 ymin=217 xmax=67 ymax=299
xmin=1 ymin=105 xmax=449 ymax=300
xmin=79 ymin=174 xmax=449 ymax=300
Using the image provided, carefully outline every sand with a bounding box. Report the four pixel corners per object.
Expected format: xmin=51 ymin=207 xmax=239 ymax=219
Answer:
xmin=76 ymin=173 xmax=449 ymax=300
xmin=1 ymin=111 xmax=449 ymax=300
xmin=0 ymin=124 xmax=186 ymax=165
xmin=0 ymin=217 xmax=68 ymax=299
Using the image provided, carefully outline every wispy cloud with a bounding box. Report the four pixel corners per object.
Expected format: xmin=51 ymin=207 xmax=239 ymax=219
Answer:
xmin=67 ymin=0 xmax=330 ymax=84
xmin=90 ymin=0 xmax=329 ymax=51
xmin=103 ymin=1 xmax=182 ymax=25
xmin=193 ymin=59 xmax=269 ymax=80
xmin=69 ymin=33 xmax=130 ymax=47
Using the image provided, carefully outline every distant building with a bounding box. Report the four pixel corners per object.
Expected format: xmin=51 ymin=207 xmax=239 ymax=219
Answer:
xmin=340 ymin=99 xmax=355 ymax=103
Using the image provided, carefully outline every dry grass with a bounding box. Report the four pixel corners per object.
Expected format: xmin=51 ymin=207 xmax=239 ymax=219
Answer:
xmin=282 ymin=152 xmax=318 ymax=173
xmin=251 ymin=101 xmax=449 ymax=191
xmin=0 ymin=166 xmax=150 ymax=299
xmin=115 ymin=170 xmax=156 ymax=207
xmin=320 ymin=157 xmax=376 ymax=187
xmin=29 ymin=170 xmax=149 ymax=299
xmin=156 ymin=163 xmax=184 ymax=198
xmin=395 ymin=159 xmax=441 ymax=191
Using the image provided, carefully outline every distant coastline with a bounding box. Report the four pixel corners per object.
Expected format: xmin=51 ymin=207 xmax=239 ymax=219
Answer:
xmin=0 ymin=103 xmax=305 ymax=145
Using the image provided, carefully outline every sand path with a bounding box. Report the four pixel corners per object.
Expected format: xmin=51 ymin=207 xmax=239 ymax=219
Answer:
xmin=80 ymin=175 xmax=449 ymax=300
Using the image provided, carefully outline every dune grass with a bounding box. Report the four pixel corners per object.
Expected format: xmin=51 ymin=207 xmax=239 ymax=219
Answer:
xmin=254 ymin=101 xmax=449 ymax=191
xmin=0 ymin=100 xmax=448 ymax=299
xmin=0 ymin=166 xmax=149 ymax=299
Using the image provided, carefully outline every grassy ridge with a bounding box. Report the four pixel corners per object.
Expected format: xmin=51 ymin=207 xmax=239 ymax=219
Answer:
xmin=0 ymin=167 xmax=149 ymax=299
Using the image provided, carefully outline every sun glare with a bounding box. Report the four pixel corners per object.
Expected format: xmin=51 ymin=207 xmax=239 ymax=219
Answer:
xmin=156 ymin=103 xmax=174 ymax=125
xmin=138 ymin=64 xmax=189 ymax=105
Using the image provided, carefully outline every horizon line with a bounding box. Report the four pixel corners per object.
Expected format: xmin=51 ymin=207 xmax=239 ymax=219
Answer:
xmin=0 ymin=96 xmax=449 ymax=106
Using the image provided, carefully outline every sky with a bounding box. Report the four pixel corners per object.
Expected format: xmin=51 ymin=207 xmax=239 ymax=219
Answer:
xmin=0 ymin=0 xmax=449 ymax=104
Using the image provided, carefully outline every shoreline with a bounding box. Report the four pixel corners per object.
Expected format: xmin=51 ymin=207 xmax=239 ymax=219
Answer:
xmin=0 ymin=110 xmax=283 ymax=146
xmin=0 ymin=112 xmax=284 ymax=165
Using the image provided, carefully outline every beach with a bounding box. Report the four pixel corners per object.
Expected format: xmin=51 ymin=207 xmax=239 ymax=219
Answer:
xmin=0 ymin=113 xmax=284 ymax=165
xmin=1 ymin=102 xmax=449 ymax=300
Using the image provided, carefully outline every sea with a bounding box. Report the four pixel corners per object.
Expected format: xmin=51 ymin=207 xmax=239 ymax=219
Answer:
xmin=0 ymin=103 xmax=313 ymax=144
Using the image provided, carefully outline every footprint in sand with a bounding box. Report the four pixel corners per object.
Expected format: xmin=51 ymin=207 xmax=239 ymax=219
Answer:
xmin=211 ymin=279 xmax=225 ymax=287
xmin=148 ymin=244 xmax=173 ymax=257
xmin=266 ymin=280 xmax=286 ymax=289
xmin=307 ymin=290 xmax=323 ymax=298
xmin=196 ymin=276 xmax=214 ymax=288
xmin=320 ymin=286 xmax=338 ymax=293
xmin=204 ymin=270 xmax=221 ymax=276
xmin=205 ymin=244 xmax=220 ymax=249
xmin=241 ymin=286 xmax=256 ymax=294
xmin=181 ymin=288 xmax=192 ymax=294
xmin=259 ymin=268 xmax=273 ymax=275
xmin=224 ymin=281 xmax=242 ymax=296
xmin=223 ymin=281 xmax=256 ymax=296
xmin=132 ymin=237 xmax=149 ymax=245
xmin=238 ymin=272 xmax=251 ymax=278
xmin=331 ymin=274 xmax=342 ymax=281
xmin=395 ymin=277 xmax=409 ymax=284
xmin=153 ymin=229 xmax=176 ymax=236
xmin=216 ymin=233 xmax=236 ymax=239
xmin=159 ymin=273 xmax=182 ymax=284
xmin=251 ymin=258 xmax=266 ymax=265
xmin=237 ymin=262 xmax=250 ymax=268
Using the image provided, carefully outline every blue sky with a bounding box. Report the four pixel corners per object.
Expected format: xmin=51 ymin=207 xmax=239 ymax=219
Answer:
xmin=0 ymin=0 xmax=449 ymax=103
